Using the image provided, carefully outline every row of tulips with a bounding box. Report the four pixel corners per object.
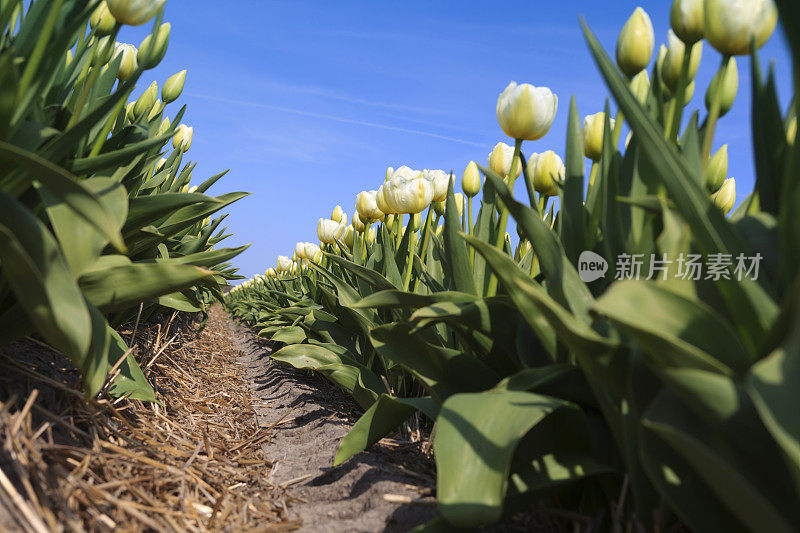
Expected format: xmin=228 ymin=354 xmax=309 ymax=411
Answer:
xmin=0 ymin=0 xmax=246 ymax=401
xmin=227 ymin=0 xmax=799 ymax=530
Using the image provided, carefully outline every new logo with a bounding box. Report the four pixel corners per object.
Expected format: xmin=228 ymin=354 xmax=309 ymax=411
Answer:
xmin=578 ymin=251 xmax=608 ymax=282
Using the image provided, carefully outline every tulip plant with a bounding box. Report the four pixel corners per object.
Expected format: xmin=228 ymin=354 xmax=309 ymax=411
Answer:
xmin=0 ymin=0 xmax=247 ymax=401
xmin=228 ymin=0 xmax=799 ymax=530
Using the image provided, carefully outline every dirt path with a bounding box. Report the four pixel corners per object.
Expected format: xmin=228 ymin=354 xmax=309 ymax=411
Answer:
xmin=224 ymin=308 xmax=438 ymax=532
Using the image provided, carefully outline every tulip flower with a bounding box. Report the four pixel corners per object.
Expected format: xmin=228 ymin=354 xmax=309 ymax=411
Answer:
xmin=172 ymin=124 xmax=193 ymax=152
xmin=496 ymin=82 xmax=558 ymax=141
xmin=712 ymin=177 xmax=736 ymax=214
xmin=661 ymin=30 xmax=702 ymax=91
xmin=106 ymin=0 xmax=166 ymax=26
xmin=616 ymin=7 xmax=655 ymax=77
xmin=432 ymin=200 xmax=445 ymax=217
xmin=295 ymin=242 xmax=307 ymax=260
xmin=356 ymin=190 xmax=384 ymax=221
xmin=318 ymin=218 xmax=345 ymax=243
xmin=90 ymin=2 xmax=117 ymax=35
xmin=366 ymin=227 xmax=376 ymax=245
xmin=583 ymin=113 xmax=615 ymax=162
xmin=138 ymin=22 xmax=170 ymax=69
xmin=376 ymin=185 xmax=394 ymax=215
xmin=705 ymin=145 xmax=728 ymax=192
xmin=352 ymin=212 xmax=366 ymax=233
xmin=453 ymin=193 xmax=465 ymax=218
xmin=125 ymin=101 xmax=136 ymax=122
xmin=462 ymin=161 xmax=481 ymax=198
xmin=162 ymin=70 xmax=186 ymax=104
xmin=383 ymin=166 xmax=434 ymax=214
xmin=93 ymin=36 xmax=116 ymax=65
xmin=158 ymin=116 xmax=171 ymax=136
xmin=384 ymin=214 xmax=395 ymax=229
xmin=671 ymin=0 xmax=705 ymax=44
xmin=133 ymin=81 xmax=157 ymax=118
xmin=276 ymin=255 xmax=292 ymax=272
xmin=488 ymin=142 xmax=522 ymax=180
xmin=266 ymin=267 xmax=276 ymax=278
xmin=147 ymin=99 xmax=163 ymax=121
xmin=529 ymin=151 xmax=565 ymax=197
xmin=705 ymin=57 xmax=738 ymax=117
xmin=304 ymin=242 xmax=321 ymax=260
xmin=704 ymin=0 xmax=777 ymax=56
xmin=422 ymin=169 xmax=450 ymax=202
xmin=331 ymin=205 xmax=345 ymax=224
xmin=112 ymin=43 xmax=138 ymax=82
xmin=154 ymin=157 xmax=166 ymax=173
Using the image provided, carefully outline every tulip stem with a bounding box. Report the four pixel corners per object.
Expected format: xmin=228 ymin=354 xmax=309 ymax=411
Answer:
xmin=588 ymin=162 xmax=599 ymax=189
xmin=467 ymin=197 xmax=475 ymax=265
xmin=418 ymin=206 xmax=434 ymax=262
xmin=394 ymin=214 xmax=403 ymax=250
xmin=68 ymin=25 xmax=120 ymax=129
xmin=88 ymin=96 xmax=127 ymax=157
xmin=403 ymin=234 xmax=416 ymax=292
xmin=665 ymin=44 xmax=694 ymax=143
xmin=487 ymin=139 xmax=523 ymax=297
xmin=702 ymin=55 xmax=731 ymax=168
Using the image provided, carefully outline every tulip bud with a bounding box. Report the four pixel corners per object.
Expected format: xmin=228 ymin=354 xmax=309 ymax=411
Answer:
xmin=453 ymin=193 xmax=465 ymax=218
xmin=488 ymin=142 xmax=522 ymax=179
xmin=113 ymin=43 xmax=138 ymax=81
xmin=616 ymin=7 xmax=655 ymax=78
xmin=529 ymin=151 xmax=565 ymax=197
xmin=630 ymin=71 xmax=651 ymax=105
xmin=705 ymin=145 xmax=728 ymax=192
xmin=712 ymin=177 xmax=736 ymax=214
xmin=343 ymin=226 xmax=355 ymax=248
xmin=106 ymin=0 xmax=165 ymax=26
xmin=788 ymin=117 xmax=797 ymax=146
xmin=661 ymin=30 xmax=703 ymax=91
xmin=147 ymin=99 xmax=163 ymax=121
xmin=266 ymin=267 xmax=276 ymax=278
xmin=671 ymin=0 xmax=704 ymax=44
xmin=133 ymin=81 xmax=158 ymax=118
xmin=384 ymin=214 xmax=395 ymax=229
xmin=172 ymin=124 xmax=193 ymax=151
xmin=432 ymin=200 xmax=445 ymax=217
xmin=462 ymin=161 xmax=481 ymax=198
xmin=277 ymin=255 xmax=292 ymax=272
xmin=65 ymin=50 xmax=74 ymax=69
xmin=366 ymin=227 xmax=376 ymax=245
xmin=93 ymin=36 xmax=115 ymax=65
xmin=90 ymin=2 xmax=116 ymax=36
xmin=705 ymin=58 xmax=738 ymax=117
xmin=352 ymin=212 xmax=366 ymax=232
xmin=125 ymin=101 xmax=136 ymax=122
xmin=158 ymin=116 xmax=171 ymax=136
xmin=138 ymin=22 xmax=170 ymax=69
xmin=162 ymin=70 xmax=186 ymax=104
xmin=331 ymin=205 xmax=345 ymax=223
xmin=318 ymin=218 xmax=344 ymax=243
xmin=410 ymin=213 xmax=421 ymax=232
xmin=496 ymin=82 xmax=558 ymax=141
xmin=582 ymin=113 xmax=615 ymax=162
xmin=154 ymin=157 xmax=166 ymax=173
xmin=704 ymin=0 xmax=777 ymax=56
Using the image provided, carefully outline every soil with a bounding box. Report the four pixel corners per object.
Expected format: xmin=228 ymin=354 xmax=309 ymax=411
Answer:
xmin=227 ymin=312 xmax=438 ymax=533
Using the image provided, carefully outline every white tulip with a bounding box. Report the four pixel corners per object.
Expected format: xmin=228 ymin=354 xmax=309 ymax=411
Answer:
xmin=661 ymin=30 xmax=702 ymax=91
xmin=173 ymin=124 xmax=192 ymax=152
xmin=704 ymin=0 xmax=777 ymax=56
xmin=383 ymin=166 xmax=434 ymax=214
xmin=331 ymin=205 xmax=346 ymax=223
xmin=295 ymin=242 xmax=307 ymax=259
xmin=488 ymin=142 xmax=522 ymax=179
xmin=276 ymin=255 xmax=292 ymax=272
xmin=106 ymin=0 xmax=166 ymax=26
xmin=304 ymin=242 xmax=321 ymax=260
xmin=583 ymin=113 xmax=615 ymax=162
xmin=671 ymin=0 xmax=705 ymax=44
xmin=422 ymin=169 xmax=450 ymax=202
xmin=113 ymin=43 xmax=138 ymax=81
xmin=356 ymin=190 xmax=384 ymax=221
xmin=496 ymin=82 xmax=558 ymax=141
xmin=318 ymin=218 xmax=345 ymax=243
xmin=352 ymin=212 xmax=366 ymax=232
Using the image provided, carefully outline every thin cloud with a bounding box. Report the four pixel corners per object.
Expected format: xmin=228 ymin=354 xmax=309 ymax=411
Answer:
xmin=188 ymin=92 xmax=488 ymax=148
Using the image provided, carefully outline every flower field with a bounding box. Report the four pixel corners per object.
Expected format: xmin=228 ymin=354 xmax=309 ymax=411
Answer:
xmin=1 ymin=0 xmax=799 ymax=530
xmin=0 ymin=0 xmax=247 ymax=402
xmin=225 ymin=0 xmax=800 ymax=530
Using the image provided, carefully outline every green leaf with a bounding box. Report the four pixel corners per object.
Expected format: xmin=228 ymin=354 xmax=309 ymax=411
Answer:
xmin=334 ymin=394 xmax=438 ymax=466
xmin=80 ymin=263 xmax=214 ymax=312
xmin=0 ymin=190 xmax=92 ymax=362
xmin=435 ymin=390 xmax=571 ymax=527
xmin=443 ymin=174 xmax=475 ymax=295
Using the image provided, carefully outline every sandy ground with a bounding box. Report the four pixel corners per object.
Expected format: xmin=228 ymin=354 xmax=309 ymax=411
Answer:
xmin=226 ymin=312 xmax=438 ymax=533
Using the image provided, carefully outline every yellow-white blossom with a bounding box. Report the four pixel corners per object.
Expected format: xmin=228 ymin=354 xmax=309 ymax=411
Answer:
xmin=496 ymin=82 xmax=558 ymax=140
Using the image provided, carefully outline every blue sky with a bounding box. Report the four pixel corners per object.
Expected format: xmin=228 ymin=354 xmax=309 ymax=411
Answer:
xmin=118 ymin=1 xmax=794 ymax=280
